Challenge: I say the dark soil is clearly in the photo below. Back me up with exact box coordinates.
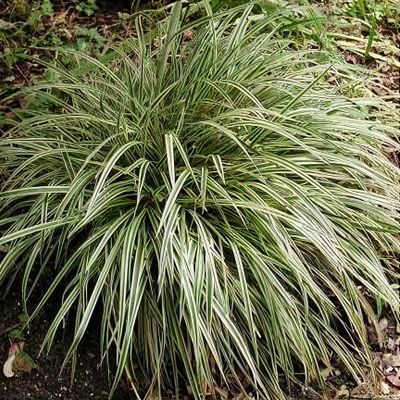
[0,289,131,400]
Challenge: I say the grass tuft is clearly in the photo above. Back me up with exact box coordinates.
[1,4,400,399]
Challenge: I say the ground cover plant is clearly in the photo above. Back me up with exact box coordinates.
[1,2,400,399]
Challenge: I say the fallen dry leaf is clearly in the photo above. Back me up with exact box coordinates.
[12,351,37,375]
[2,342,37,378]
[345,53,358,64]
[2,342,23,378]
[3,354,16,378]
[183,29,193,43]
[386,372,400,387]
[18,97,28,109]
[4,111,17,120]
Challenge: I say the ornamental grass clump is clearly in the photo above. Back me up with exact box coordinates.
[1,4,399,399]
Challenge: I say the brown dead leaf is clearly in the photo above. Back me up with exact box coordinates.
[12,351,37,375]
[386,372,400,387]
[183,29,193,43]
[345,53,358,64]
[4,111,17,120]
[18,97,28,109]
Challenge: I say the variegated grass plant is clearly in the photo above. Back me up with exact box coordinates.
[1,3,399,399]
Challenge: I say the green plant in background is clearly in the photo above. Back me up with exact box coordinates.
[8,313,29,341]
[0,0,107,79]
[76,0,98,16]
[1,3,400,399]
[8,329,25,341]
[211,0,284,12]
[375,0,400,26]
[344,0,377,56]
[10,0,31,20]
[74,26,103,51]
[344,0,397,20]
[41,0,53,17]
[0,42,26,74]
[338,0,400,56]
